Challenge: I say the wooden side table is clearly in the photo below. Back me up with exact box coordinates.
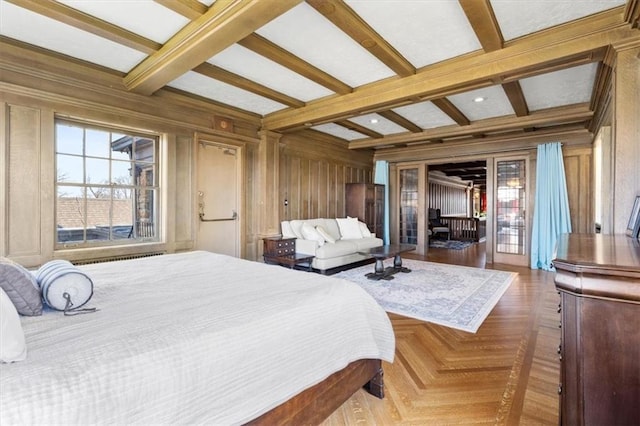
[263,237,314,271]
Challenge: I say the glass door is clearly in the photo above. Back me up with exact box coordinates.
[399,168,418,245]
[396,164,427,254]
[493,157,528,266]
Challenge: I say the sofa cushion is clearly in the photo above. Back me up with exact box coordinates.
[358,222,372,238]
[336,217,362,239]
[300,222,325,246]
[315,240,358,259]
[345,237,384,251]
[281,221,296,238]
[315,225,336,243]
[320,219,341,242]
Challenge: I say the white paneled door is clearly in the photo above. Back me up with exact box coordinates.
[196,141,241,257]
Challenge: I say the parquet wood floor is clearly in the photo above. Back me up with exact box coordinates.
[322,243,560,425]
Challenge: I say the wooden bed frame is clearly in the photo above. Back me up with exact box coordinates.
[248,359,384,425]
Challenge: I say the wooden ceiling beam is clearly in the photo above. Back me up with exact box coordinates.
[458,0,503,52]
[306,0,415,76]
[124,0,302,95]
[238,33,352,95]
[154,0,208,20]
[5,0,161,54]
[502,81,529,117]
[349,103,592,149]
[431,98,471,126]
[335,120,384,139]
[377,110,422,133]
[193,63,304,108]
[263,8,629,131]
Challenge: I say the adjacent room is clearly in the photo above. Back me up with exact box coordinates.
[1,0,639,425]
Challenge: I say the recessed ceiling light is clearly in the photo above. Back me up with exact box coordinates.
[370,118,379,124]
[473,97,486,103]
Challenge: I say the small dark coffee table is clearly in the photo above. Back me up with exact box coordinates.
[359,244,416,280]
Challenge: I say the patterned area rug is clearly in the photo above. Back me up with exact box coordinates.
[429,239,474,250]
[334,259,517,333]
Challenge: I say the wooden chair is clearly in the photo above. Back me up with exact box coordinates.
[428,208,450,240]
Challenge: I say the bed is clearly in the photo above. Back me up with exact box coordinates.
[0,250,395,425]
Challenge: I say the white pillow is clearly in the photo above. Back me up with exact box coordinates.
[359,221,373,238]
[336,217,363,239]
[316,225,336,243]
[281,221,296,238]
[0,287,27,363]
[301,222,325,246]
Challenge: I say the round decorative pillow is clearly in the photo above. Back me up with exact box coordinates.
[35,260,93,312]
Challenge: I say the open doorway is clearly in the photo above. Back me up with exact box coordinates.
[427,161,487,252]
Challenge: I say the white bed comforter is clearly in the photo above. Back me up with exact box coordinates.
[0,251,394,425]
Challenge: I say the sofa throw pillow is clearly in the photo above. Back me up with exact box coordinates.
[281,221,296,239]
[36,260,95,313]
[359,221,373,238]
[336,217,363,239]
[0,287,27,363]
[0,257,43,316]
[301,222,325,246]
[315,225,336,243]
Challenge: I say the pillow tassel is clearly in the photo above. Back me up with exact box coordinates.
[62,292,97,316]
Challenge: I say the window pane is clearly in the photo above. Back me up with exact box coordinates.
[399,169,418,245]
[135,163,155,186]
[57,154,84,184]
[56,124,83,155]
[133,189,156,238]
[496,160,526,254]
[57,186,85,243]
[85,128,111,158]
[86,190,112,241]
[112,160,133,185]
[133,138,155,163]
[112,194,134,240]
[111,134,131,161]
[55,120,158,247]
[86,158,110,185]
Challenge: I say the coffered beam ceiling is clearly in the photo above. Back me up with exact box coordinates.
[263,8,633,135]
[123,0,303,95]
[349,103,593,149]
[4,0,638,150]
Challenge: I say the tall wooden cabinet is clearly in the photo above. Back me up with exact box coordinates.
[553,234,640,426]
[345,183,385,238]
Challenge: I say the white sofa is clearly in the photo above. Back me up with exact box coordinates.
[281,218,383,273]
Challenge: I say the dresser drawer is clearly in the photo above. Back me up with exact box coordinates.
[263,237,296,256]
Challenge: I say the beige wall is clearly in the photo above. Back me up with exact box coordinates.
[278,131,374,223]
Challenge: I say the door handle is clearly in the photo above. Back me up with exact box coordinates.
[199,210,237,222]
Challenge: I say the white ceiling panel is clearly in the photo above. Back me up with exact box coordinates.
[168,71,286,116]
[206,44,334,102]
[448,85,515,121]
[520,63,598,111]
[255,2,395,88]
[0,1,146,72]
[349,113,408,136]
[491,0,627,41]
[58,0,190,44]
[392,101,457,130]
[312,123,366,141]
[346,0,482,68]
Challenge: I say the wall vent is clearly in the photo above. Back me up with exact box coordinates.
[72,252,165,266]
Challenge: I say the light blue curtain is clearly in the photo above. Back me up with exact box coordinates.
[530,142,572,270]
[374,160,390,244]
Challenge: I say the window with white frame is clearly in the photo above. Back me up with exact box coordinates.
[55,119,159,247]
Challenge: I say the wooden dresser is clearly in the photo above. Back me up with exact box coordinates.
[553,234,640,425]
[345,183,385,238]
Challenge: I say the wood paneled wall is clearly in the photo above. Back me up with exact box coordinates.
[278,131,374,223]
[428,182,468,217]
